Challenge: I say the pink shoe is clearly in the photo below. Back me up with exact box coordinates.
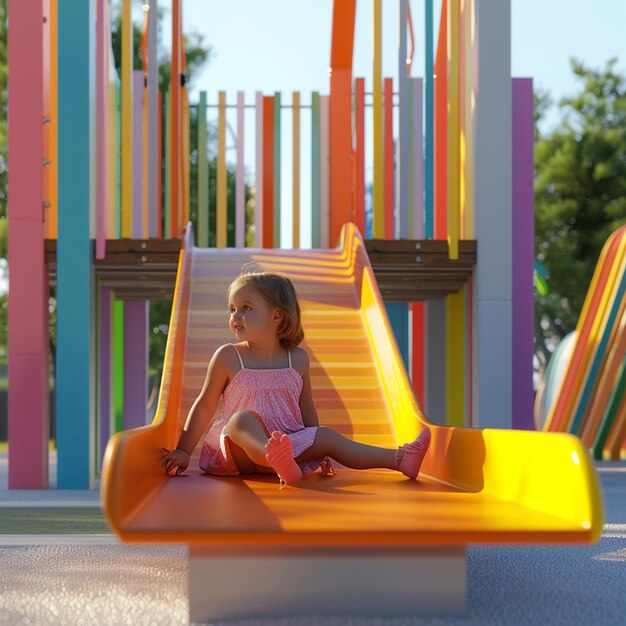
[395,427,431,479]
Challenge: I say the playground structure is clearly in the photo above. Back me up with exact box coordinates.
[5,0,610,618]
[9,0,538,490]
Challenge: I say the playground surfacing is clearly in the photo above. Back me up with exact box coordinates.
[0,456,625,625]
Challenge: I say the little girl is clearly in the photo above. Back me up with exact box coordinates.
[161,270,431,486]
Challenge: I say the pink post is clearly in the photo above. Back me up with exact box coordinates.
[7,0,50,488]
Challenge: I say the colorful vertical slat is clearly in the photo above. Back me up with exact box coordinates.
[467,274,473,427]
[447,0,460,260]
[425,0,434,239]
[274,92,281,248]
[157,90,163,239]
[147,0,159,238]
[355,78,366,236]
[7,0,50,488]
[56,0,95,488]
[372,0,384,238]
[411,302,425,408]
[445,289,465,427]
[96,0,106,259]
[461,0,474,239]
[384,77,394,239]
[113,299,124,434]
[397,0,409,239]
[165,90,172,238]
[262,96,274,248]
[434,0,447,240]
[255,92,263,247]
[412,78,424,238]
[197,91,208,247]
[511,78,535,430]
[311,92,321,247]
[121,0,133,238]
[217,91,227,247]
[44,0,58,239]
[319,95,330,248]
[123,301,148,429]
[236,91,245,248]
[292,91,300,248]
[407,75,414,237]
[182,88,191,230]
[328,0,356,244]
[98,286,113,470]
[132,71,144,238]
[170,0,181,238]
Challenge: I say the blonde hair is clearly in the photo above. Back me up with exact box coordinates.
[227,271,304,349]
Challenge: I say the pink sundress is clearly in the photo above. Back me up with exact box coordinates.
[199,344,326,477]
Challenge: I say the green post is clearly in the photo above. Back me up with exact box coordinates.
[198,91,208,247]
[165,91,172,239]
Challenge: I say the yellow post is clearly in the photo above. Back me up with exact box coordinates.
[293,92,300,248]
[462,0,474,239]
[445,289,466,427]
[217,91,227,247]
[373,0,384,238]
[447,0,460,259]
[46,0,58,239]
[121,0,133,238]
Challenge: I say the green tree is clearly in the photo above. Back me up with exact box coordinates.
[110,5,212,93]
[534,58,626,371]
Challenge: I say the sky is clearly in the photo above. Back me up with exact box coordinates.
[155,0,625,248]
[170,0,626,134]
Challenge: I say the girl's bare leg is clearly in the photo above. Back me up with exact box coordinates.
[295,427,397,470]
[227,411,271,469]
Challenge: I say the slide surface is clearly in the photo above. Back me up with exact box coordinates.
[102,224,603,547]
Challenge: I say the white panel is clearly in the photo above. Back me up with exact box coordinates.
[189,548,466,622]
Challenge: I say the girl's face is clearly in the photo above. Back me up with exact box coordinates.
[228,284,281,344]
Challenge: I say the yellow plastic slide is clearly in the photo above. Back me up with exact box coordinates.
[101,223,603,547]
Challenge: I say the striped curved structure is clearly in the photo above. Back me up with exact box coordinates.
[541,225,626,460]
[102,223,602,620]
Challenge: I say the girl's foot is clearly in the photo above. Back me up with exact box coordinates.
[265,431,302,488]
[395,427,431,479]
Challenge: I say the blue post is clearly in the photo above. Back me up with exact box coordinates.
[57,0,95,489]
[385,302,410,373]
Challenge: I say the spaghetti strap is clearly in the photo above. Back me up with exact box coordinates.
[232,344,245,370]
[288,350,292,368]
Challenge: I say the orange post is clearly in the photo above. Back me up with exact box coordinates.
[329,0,356,245]
[262,96,274,248]
[170,0,181,238]
[434,0,448,240]
[355,77,365,235]
[158,91,162,239]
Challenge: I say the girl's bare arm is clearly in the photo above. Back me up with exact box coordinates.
[175,345,231,454]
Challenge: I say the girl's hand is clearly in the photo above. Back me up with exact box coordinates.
[160,447,190,476]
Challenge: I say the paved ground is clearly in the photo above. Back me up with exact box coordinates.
[0,452,624,625]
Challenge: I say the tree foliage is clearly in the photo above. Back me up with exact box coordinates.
[534,58,626,369]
